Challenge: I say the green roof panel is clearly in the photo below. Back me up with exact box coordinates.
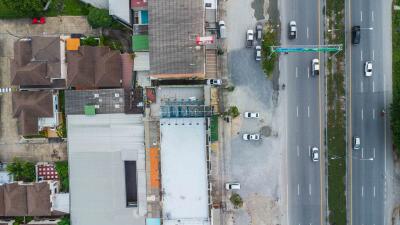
[132,35,149,52]
[84,105,96,116]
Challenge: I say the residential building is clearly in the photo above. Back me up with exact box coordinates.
[66,46,123,89]
[10,37,66,89]
[12,91,59,136]
[36,163,59,182]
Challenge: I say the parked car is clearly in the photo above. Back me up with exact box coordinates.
[353,136,361,150]
[288,21,297,39]
[311,147,319,162]
[244,112,260,118]
[246,29,254,48]
[364,61,373,77]
[218,21,226,39]
[352,26,361,45]
[256,24,263,40]
[243,133,260,141]
[255,45,261,61]
[207,79,222,86]
[311,59,320,76]
[225,182,241,190]
[32,17,46,24]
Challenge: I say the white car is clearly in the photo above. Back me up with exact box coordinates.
[312,59,320,76]
[288,20,297,39]
[225,182,241,190]
[207,79,222,86]
[311,147,319,162]
[255,45,261,61]
[243,133,260,141]
[364,61,373,77]
[244,112,260,118]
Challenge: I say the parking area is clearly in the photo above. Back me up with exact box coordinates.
[0,17,98,162]
[221,0,285,224]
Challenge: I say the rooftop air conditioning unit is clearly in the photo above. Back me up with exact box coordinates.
[94,93,99,98]
[94,105,100,109]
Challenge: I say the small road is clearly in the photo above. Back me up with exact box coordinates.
[280,0,325,224]
[346,0,393,224]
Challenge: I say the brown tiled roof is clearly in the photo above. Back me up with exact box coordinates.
[0,185,4,216]
[3,183,27,216]
[11,37,61,87]
[67,46,122,89]
[12,91,53,136]
[27,183,51,216]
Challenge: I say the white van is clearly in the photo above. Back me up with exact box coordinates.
[219,21,226,39]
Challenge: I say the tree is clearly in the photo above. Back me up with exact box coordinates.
[224,106,240,118]
[0,0,46,17]
[6,158,35,182]
[87,7,113,29]
[391,94,400,154]
[57,216,70,225]
[229,193,243,208]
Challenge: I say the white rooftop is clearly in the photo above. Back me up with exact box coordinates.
[160,118,210,225]
[68,114,146,225]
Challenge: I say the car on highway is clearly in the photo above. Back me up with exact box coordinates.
[352,26,361,45]
[255,45,261,61]
[311,147,319,162]
[256,24,263,40]
[311,59,320,76]
[225,182,241,190]
[244,112,260,118]
[207,79,222,86]
[353,136,361,150]
[288,21,297,39]
[364,61,373,77]
[243,133,260,141]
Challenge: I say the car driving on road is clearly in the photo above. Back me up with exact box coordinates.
[364,61,373,77]
[242,133,260,141]
[288,21,297,39]
[244,112,260,118]
[311,59,320,76]
[352,26,361,45]
[311,147,319,162]
[353,136,361,150]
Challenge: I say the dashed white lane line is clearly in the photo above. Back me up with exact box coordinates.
[296,67,298,78]
[374,186,376,197]
[362,147,364,158]
[373,81,375,92]
[361,50,363,61]
[297,106,299,117]
[372,50,375,60]
[373,109,376,119]
[309,183,312,195]
[372,11,374,22]
[307,27,309,39]
[308,146,311,156]
[361,10,363,22]
[298,184,300,196]
[362,185,364,197]
[307,67,310,78]
[297,145,300,157]
[361,81,364,92]
[373,148,376,158]
[361,108,364,120]
[307,106,310,118]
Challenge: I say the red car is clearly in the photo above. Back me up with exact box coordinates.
[32,17,46,24]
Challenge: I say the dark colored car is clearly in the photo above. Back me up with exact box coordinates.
[352,26,361,45]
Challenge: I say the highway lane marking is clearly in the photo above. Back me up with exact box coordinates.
[296,106,299,117]
[373,148,376,158]
[307,106,310,118]
[374,186,376,197]
[362,185,364,197]
[361,147,364,158]
[308,145,311,156]
[307,27,309,39]
[372,50,375,60]
[373,109,376,119]
[360,50,363,61]
[297,184,300,196]
[307,67,310,78]
[372,81,375,92]
[309,183,311,195]
[360,10,363,22]
[297,145,300,157]
[372,11,374,22]
[361,108,364,120]
[361,81,364,92]
[296,67,298,78]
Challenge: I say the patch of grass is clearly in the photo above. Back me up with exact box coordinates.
[81,36,100,46]
[210,115,218,142]
[55,161,69,192]
[0,2,21,18]
[261,23,279,78]
[100,36,123,52]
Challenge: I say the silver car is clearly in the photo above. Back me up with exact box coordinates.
[243,133,260,141]
[311,147,319,162]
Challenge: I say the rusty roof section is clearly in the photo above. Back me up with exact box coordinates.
[12,91,53,136]
[67,46,122,89]
[148,0,205,78]
[11,37,61,87]
[27,182,51,216]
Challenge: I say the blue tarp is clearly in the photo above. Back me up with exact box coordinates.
[146,218,161,225]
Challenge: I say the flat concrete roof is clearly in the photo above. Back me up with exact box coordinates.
[68,114,146,225]
[160,118,210,225]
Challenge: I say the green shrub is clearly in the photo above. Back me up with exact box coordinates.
[225,106,240,118]
[6,158,35,182]
[80,37,99,46]
[55,161,69,192]
[210,115,218,142]
[57,216,70,225]
[229,193,243,208]
[87,7,113,28]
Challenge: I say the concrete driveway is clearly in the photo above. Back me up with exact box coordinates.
[0,17,99,162]
[222,0,285,224]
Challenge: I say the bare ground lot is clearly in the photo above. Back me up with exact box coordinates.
[0,17,98,162]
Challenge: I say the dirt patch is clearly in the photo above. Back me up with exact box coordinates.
[251,0,265,21]
[244,193,281,225]
[260,126,272,137]
[231,116,243,135]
